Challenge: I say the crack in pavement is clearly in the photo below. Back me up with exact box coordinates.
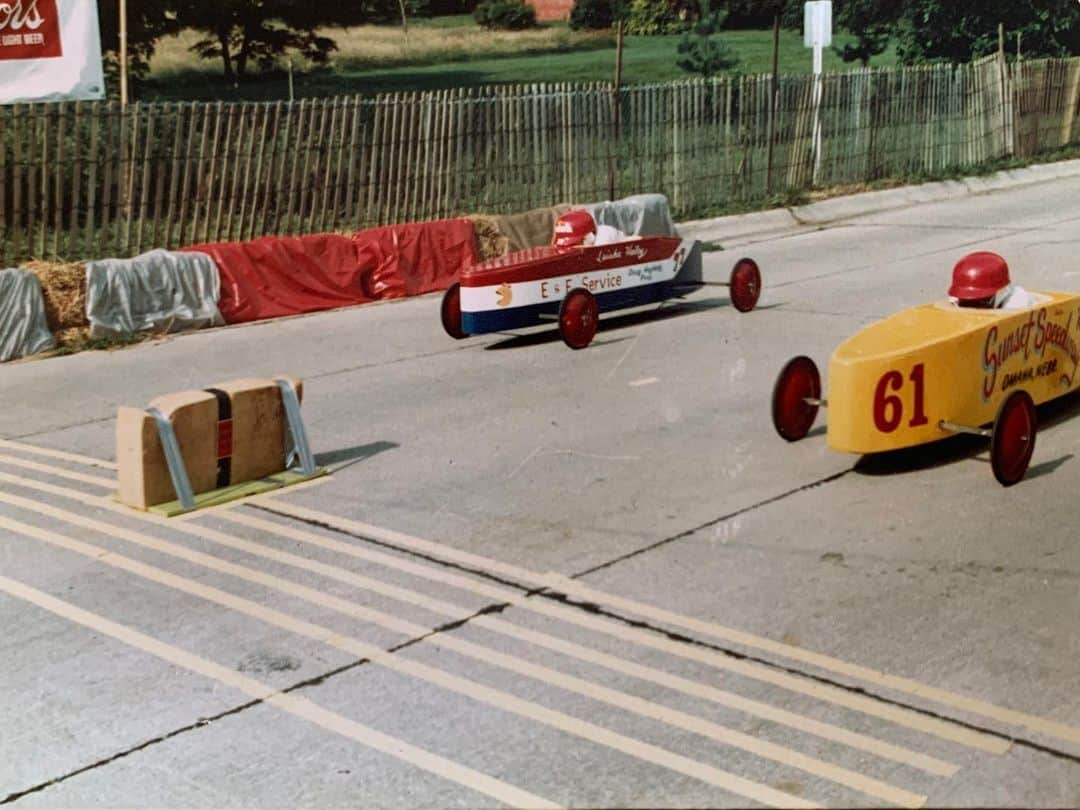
[0,601,512,805]
[572,468,856,578]
[5,462,1079,803]
[251,493,1080,768]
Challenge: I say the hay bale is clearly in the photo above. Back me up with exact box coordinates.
[21,260,88,333]
[467,215,508,262]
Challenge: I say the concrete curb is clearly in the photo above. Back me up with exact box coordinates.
[677,158,1080,246]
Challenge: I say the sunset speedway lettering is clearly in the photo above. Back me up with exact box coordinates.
[982,307,1080,396]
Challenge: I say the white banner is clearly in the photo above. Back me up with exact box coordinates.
[0,0,105,104]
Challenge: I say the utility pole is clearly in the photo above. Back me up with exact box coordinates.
[804,1,831,185]
[609,21,624,201]
[766,13,780,193]
[119,0,128,107]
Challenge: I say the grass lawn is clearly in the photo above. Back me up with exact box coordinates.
[141,16,897,101]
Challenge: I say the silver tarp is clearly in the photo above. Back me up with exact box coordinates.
[0,269,56,362]
[86,250,224,338]
[576,194,679,237]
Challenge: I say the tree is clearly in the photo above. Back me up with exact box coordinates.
[172,0,369,80]
[722,0,799,30]
[832,0,898,66]
[894,0,1080,63]
[676,4,738,77]
[833,0,1080,66]
[97,0,178,81]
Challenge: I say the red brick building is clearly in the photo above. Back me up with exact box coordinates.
[528,0,574,21]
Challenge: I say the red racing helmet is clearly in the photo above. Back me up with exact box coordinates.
[949,252,1012,307]
[553,210,596,247]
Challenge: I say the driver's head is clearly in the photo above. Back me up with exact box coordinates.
[553,210,596,247]
[949,252,1012,309]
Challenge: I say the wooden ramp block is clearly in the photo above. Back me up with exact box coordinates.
[116,375,305,512]
[117,391,218,510]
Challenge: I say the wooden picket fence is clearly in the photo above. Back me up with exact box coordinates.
[1,54,1078,265]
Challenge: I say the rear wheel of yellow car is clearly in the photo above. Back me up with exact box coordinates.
[990,390,1037,486]
[772,356,821,441]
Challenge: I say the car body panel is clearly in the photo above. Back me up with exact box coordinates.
[827,291,1080,453]
[458,237,701,335]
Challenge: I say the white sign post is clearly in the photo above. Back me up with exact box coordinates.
[804,1,832,184]
[0,0,106,104]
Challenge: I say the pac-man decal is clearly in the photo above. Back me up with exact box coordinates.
[496,283,513,307]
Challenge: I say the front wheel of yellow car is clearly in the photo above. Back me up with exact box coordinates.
[990,390,1037,486]
[772,355,821,441]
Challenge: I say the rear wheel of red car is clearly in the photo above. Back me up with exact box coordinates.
[729,258,761,313]
[990,390,1036,486]
[441,282,467,340]
[559,288,599,349]
[772,356,821,441]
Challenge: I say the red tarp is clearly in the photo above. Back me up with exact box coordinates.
[185,234,372,325]
[352,218,478,300]
[187,220,477,325]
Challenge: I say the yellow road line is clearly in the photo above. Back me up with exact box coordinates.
[0,491,929,806]
[0,573,561,810]
[254,499,1013,754]
[0,468,1004,757]
[541,574,1080,749]
[219,509,956,777]
[0,514,820,810]
[0,439,118,471]
[0,453,116,488]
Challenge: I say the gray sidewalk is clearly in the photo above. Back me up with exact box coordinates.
[678,157,1080,246]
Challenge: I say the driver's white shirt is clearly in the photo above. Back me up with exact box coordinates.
[592,224,627,245]
[1000,285,1032,309]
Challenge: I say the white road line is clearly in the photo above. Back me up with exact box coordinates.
[0,573,561,810]
[0,515,820,810]
[628,377,660,387]
[0,453,116,489]
[0,468,1003,756]
[0,491,929,806]
[219,509,956,777]
[0,439,118,471]
[255,499,1013,754]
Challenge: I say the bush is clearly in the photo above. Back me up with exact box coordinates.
[676,6,738,76]
[473,0,537,30]
[623,0,685,35]
[569,0,622,30]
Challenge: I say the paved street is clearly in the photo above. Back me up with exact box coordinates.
[2,171,1079,808]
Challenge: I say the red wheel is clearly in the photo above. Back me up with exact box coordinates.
[990,390,1036,486]
[772,356,821,441]
[559,288,599,350]
[441,282,467,340]
[729,258,761,313]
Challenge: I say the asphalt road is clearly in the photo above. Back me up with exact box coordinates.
[2,171,1079,809]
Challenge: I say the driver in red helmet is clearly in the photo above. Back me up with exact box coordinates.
[553,210,628,248]
[948,252,1031,310]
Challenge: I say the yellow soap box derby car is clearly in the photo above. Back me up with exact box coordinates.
[772,252,1080,486]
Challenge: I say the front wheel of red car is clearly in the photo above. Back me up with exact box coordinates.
[729,258,762,313]
[559,288,599,350]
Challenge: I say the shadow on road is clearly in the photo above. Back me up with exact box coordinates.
[316,441,398,473]
[853,390,1080,481]
[483,297,784,351]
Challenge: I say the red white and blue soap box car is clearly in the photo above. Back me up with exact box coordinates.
[441,211,761,349]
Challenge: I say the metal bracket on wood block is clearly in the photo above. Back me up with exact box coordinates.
[275,378,316,475]
[146,406,196,512]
